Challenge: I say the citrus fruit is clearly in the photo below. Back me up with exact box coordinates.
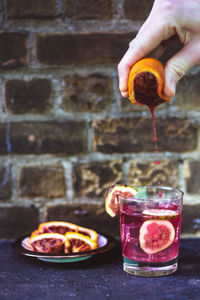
[142,209,179,220]
[28,233,66,254]
[78,226,98,242]
[64,239,71,254]
[105,184,138,217]
[139,220,175,255]
[65,232,97,253]
[30,229,41,238]
[128,58,170,107]
[38,221,78,235]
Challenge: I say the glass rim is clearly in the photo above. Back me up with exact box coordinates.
[118,185,184,202]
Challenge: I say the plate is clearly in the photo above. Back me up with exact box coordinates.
[12,233,116,263]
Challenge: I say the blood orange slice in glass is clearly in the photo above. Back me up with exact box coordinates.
[28,233,66,254]
[38,221,78,235]
[105,184,137,217]
[65,232,98,253]
[139,220,175,254]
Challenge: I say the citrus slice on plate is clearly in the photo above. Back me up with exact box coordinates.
[78,226,98,242]
[105,184,138,217]
[30,229,41,239]
[38,221,78,235]
[143,209,179,220]
[65,232,98,253]
[128,58,170,107]
[28,233,66,254]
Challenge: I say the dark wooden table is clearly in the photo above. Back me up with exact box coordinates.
[1,238,200,300]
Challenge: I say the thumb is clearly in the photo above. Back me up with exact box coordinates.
[164,38,200,97]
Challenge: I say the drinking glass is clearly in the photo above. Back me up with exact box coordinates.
[119,186,183,277]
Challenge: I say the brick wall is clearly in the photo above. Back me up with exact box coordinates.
[0,0,200,239]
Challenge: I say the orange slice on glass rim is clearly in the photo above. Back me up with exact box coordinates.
[78,226,98,242]
[65,232,98,253]
[28,233,66,254]
[128,58,170,107]
[38,221,78,235]
[105,184,138,217]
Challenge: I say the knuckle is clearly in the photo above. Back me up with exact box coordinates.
[170,61,187,78]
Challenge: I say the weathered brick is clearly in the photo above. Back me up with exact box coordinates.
[124,0,154,20]
[3,79,51,114]
[6,0,57,20]
[0,121,87,155]
[175,73,200,111]
[128,160,179,187]
[19,164,66,198]
[0,206,39,239]
[36,32,135,65]
[184,161,200,194]
[73,160,122,198]
[0,165,12,200]
[47,203,120,237]
[92,117,197,153]
[182,205,200,234]
[63,0,113,20]
[62,74,112,113]
[0,33,28,69]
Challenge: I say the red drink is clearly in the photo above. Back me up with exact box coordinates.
[118,186,183,276]
[120,206,182,263]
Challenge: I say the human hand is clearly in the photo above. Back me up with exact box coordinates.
[118,0,200,99]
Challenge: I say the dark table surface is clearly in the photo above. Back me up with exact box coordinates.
[1,238,200,300]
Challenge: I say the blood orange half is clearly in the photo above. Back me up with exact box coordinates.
[28,233,66,254]
[105,184,137,217]
[128,58,170,107]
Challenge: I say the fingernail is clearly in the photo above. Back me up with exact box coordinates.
[121,91,129,98]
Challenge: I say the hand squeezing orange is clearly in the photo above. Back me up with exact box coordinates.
[128,58,170,107]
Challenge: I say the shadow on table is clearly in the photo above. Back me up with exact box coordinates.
[175,238,200,275]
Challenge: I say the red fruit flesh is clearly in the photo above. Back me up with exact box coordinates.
[139,220,175,255]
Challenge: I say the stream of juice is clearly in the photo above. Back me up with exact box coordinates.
[148,106,162,196]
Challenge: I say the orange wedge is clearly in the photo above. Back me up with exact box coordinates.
[128,58,170,107]
[38,221,78,235]
[28,233,66,254]
[65,232,98,253]
[78,226,98,242]
[105,184,138,217]
[29,229,41,239]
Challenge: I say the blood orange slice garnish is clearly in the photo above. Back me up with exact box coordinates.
[78,226,98,242]
[65,232,97,253]
[105,184,138,217]
[28,233,66,254]
[38,221,78,235]
[128,58,170,107]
